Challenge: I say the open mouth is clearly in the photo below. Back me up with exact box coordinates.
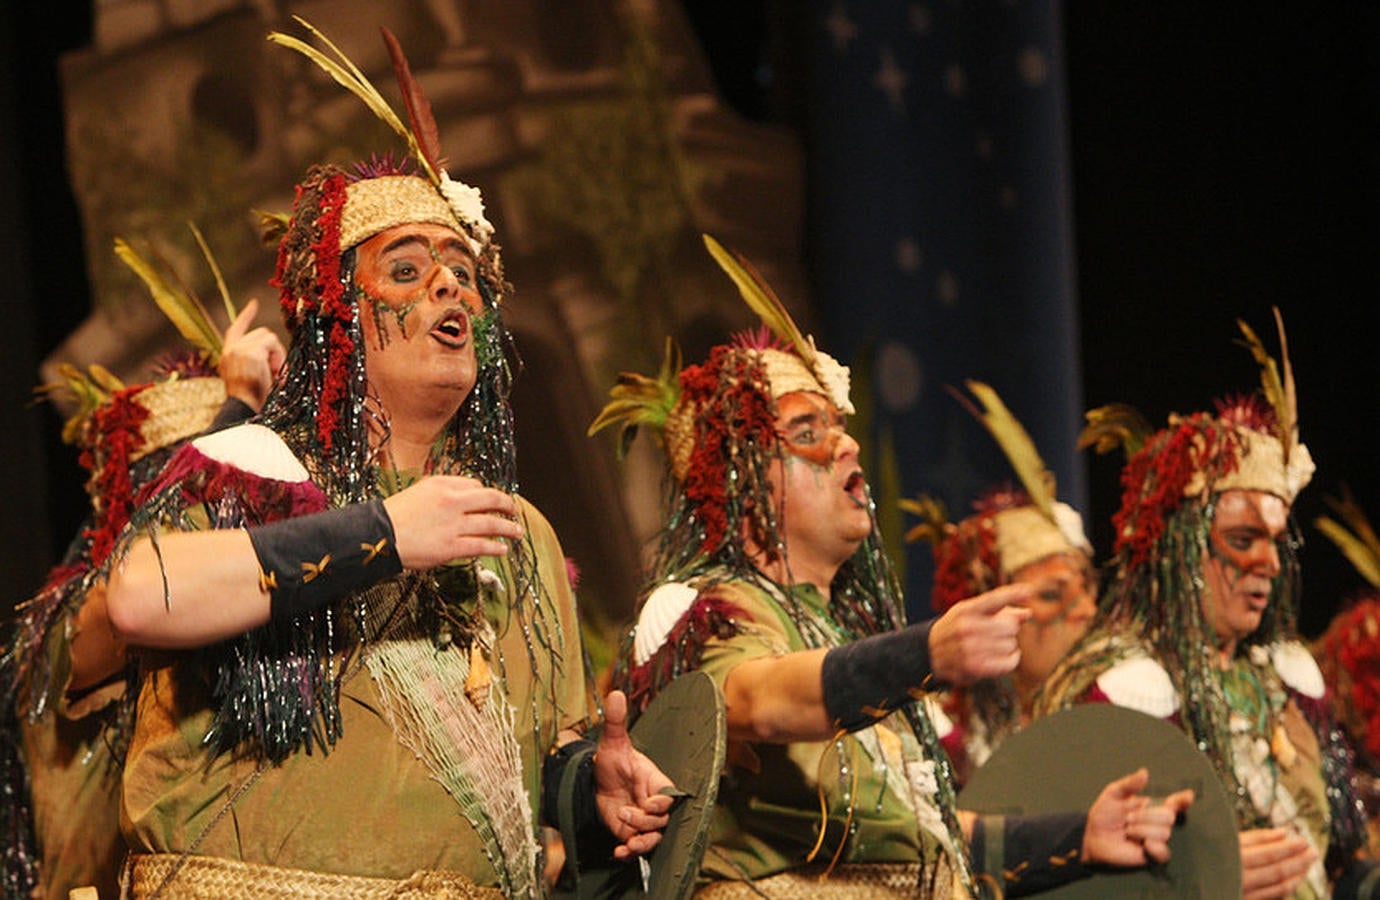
[844,470,868,508]
[430,309,470,348]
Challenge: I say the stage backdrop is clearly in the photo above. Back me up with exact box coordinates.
[802,0,1085,618]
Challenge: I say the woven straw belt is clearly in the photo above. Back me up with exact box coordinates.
[694,862,934,898]
[126,854,505,899]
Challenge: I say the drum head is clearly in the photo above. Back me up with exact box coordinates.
[958,704,1241,898]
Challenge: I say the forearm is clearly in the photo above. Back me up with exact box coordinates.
[67,582,129,692]
[722,650,834,742]
[105,529,270,648]
[106,500,400,649]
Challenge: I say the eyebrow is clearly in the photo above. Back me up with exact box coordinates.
[380,233,471,259]
[782,410,824,430]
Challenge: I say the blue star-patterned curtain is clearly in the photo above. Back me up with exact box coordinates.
[804,0,1086,620]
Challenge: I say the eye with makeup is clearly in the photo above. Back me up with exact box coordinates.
[388,258,423,284]
[781,410,847,464]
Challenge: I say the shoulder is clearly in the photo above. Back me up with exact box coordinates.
[513,494,558,541]
[631,576,773,666]
[189,423,311,484]
[1262,641,1325,699]
[633,581,704,666]
[1095,653,1181,718]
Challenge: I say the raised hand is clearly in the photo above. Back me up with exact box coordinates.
[928,583,1034,685]
[218,298,286,412]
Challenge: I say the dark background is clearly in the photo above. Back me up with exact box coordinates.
[5,3,1379,637]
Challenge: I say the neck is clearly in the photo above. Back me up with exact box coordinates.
[373,410,454,473]
[1012,669,1041,719]
[368,386,462,472]
[1214,638,1238,669]
[751,553,838,601]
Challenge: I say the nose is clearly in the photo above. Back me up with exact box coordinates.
[834,428,860,461]
[1067,588,1097,622]
[1257,540,1282,578]
[425,263,460,302]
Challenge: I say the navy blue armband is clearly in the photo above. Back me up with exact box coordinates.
[971,811,1091,897]
[247,500,402,622]
[820,620,937,732]
[542,738,622,883]
[208,397,256,432]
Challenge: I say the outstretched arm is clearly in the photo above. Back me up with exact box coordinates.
[721,583,1033,743]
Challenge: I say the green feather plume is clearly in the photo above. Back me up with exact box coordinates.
[33,362,125,445]
[588,338,682,458]
[702,233,817,371]
[188,221,237,324]
[1078,402,1154,459]
[899,493,951,546]
[113,237,222,359]
[269,17,437,184]
[1235,306,1298,463]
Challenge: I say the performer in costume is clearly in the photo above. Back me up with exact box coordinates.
[904,381,1097,786]
[92,21,671,897]
[0,227,282,900]
[1035,310,1378,899]
[1312,490,1380,858]
[594,235,1193,898]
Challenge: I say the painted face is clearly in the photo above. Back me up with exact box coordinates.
[1010,552,1096,686]
[766,391,871,585]
[353,222,483,420]
[1201,489,1289,646]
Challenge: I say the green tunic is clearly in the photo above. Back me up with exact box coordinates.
[119,430,590,894]
[687,579,958,885]
[18,620,126,900]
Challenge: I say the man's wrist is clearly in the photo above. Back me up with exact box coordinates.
[820,620,937,732]
[247,500,402,621]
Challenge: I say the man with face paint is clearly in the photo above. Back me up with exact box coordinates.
[84,23,672,898]
[594,236,1194,898]
[905,382,1098,787]
[1035,313,1380,899]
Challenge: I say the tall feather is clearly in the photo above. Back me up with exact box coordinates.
[1315,513,1380,589]
[268,18,430,181]
[1315,487,1380,590]
[1273,306,1298,462]
[381,27,445,177]
[950,380,1056,520]
[1078,402,1154,459]
[1235,306,1297,463]
[188,221,237,324]
[114,238,222,358]
[702,233,817,371]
